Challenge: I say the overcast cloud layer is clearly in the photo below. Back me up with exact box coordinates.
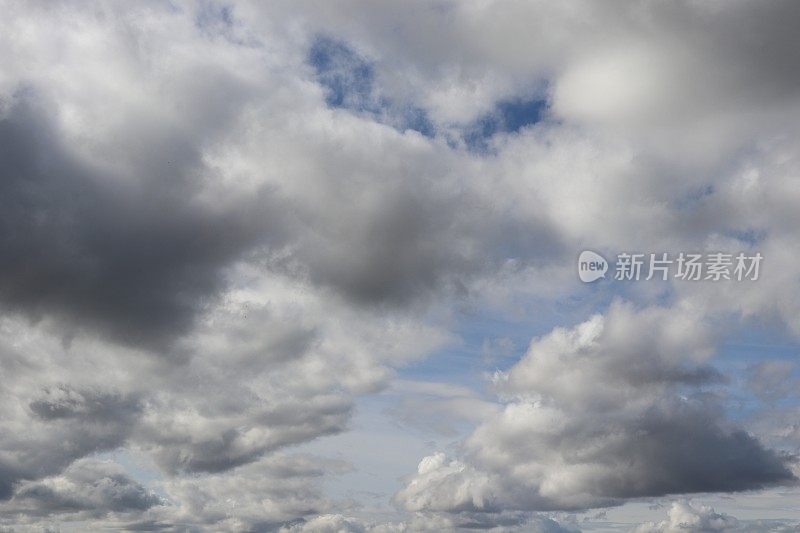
[1,1,800,531]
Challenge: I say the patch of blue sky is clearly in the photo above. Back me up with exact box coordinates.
[192,2,260,47]
[398,291,602,393]
[194,2,233,29]
[715,323,800,381]
[722,227,768,247]
[673,183,715,210]
[397,316,528,390]
[91,448,166,498]
[292,395,441,525]
[308,36,435,137]
[463,97,549,153]
[309,36,554,145]
[697,317,800,429]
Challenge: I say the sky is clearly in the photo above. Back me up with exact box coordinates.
[0,1,800,531]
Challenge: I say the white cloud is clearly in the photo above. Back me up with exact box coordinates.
[397,303,794,514]
[632,501,738,533]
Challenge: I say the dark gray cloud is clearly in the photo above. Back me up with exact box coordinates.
[0,459,161,521]
[29,385,141,423]
[287,161,565,306]
[0,99,278,348]
[0,65,562,357]
[586,397,792,498]
[0,383,142,500]
[144,395,352,475]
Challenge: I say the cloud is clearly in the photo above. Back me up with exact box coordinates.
[281,514,368,533]
[1,1,800,530]
[308,35,434,137]
[0,459,161,522]
[129,454,353,532]
[632,501,749,533]
[0,97,277,349]
[397,302,795,513]
[0,5,462,523]
[28,385,142,424]
[0,454,355,532]
[745,360,799,403]
[0,246,449,527]
[0,379,143,500]
[385,380,501,436]
[280,511,576,533]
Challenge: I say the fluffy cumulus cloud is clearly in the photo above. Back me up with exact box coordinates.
[396,303,795,514]
[632,501,800,533]
[633,502,739,533]
[0,0,799,531]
